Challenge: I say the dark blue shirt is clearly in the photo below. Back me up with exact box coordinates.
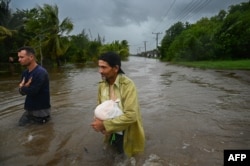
[19,65,51,111]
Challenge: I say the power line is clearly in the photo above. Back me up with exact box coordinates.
[173,0,197,22]
[152,0,176,32]
[157,0,209,33]
[157,0,196,33]
[180,0,211,22]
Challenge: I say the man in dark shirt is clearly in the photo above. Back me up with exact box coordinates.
[17,46,51,126]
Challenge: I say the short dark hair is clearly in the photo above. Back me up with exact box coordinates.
[98,52,125,74]
[17,46,36,56]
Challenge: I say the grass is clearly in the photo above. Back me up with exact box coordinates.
[172,59,250,70]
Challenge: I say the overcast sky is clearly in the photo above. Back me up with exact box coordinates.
[10,0,248,54]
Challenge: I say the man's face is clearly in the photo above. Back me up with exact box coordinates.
[18,50,33,67]
[98,60,118,82]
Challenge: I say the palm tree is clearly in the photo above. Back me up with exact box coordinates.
[0,0,18,40]
[99,40,129,60]
[0,25,12,41]
[0,0,21,62]
[120,40,129,58]
[25,4,73,66]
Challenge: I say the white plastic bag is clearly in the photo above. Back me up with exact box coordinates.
[94,99,123,120]
[94,99,123,135]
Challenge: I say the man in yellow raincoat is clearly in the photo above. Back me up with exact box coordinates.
[91,52,145,157]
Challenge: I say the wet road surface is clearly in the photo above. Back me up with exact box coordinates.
[0,56,250,165]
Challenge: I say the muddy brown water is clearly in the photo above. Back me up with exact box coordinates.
[0,56,250,166]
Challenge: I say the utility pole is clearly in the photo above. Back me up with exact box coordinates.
[152,32,162,49]
[143,41,148,55]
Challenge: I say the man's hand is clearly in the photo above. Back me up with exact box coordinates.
[19,77,25,88]
[91,117,106,134]
[19,77,32,88]
[24,77,32,87]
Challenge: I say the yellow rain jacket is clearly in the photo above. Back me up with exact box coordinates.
[98,74,145,156]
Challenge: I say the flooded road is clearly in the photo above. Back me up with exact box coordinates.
[0,56,250,165]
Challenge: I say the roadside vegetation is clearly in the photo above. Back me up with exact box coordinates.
[159,1,250,62]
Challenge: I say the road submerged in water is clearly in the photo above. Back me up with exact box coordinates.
[0,56,250,166]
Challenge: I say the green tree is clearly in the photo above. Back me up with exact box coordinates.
[24,4,73,66]
[0,0,20,62]
[88,40,102,62]
[0,0,11,27]
[66,30,90,63]
[168,17,221,61]
[0,25,12,41]
[120,40,129,58]
[159,22,187,61]
[100,40,129,59]
[216,2,250,59]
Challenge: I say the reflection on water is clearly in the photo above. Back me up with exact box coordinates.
[21,123,55,156]
[1,57,250,165]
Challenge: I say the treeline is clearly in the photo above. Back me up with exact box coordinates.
[159,1,250,62]
[0,0,129,65]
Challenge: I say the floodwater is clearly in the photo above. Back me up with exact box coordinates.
[0,56,250,166]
